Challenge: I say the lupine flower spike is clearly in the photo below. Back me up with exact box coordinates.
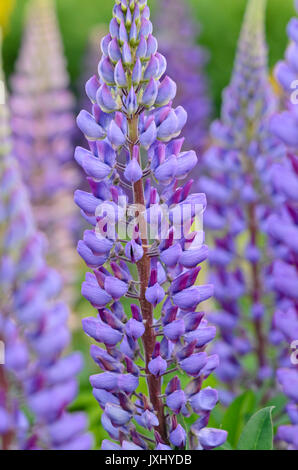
[76,0,227,450]
[0,37,92,450]
[200,0,285,403]
[10,0,79,305]
[155,0,211,165]
[269,0,298,450]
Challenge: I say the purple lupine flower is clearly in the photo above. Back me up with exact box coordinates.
[155,0,211,167]
[10,0,79,304]
[268,0,298,450]
[76,0,226,450]
[200,0,285,401]
[0,51,92,450]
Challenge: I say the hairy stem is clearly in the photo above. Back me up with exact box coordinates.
[0,363,14,450]
[248,203,266,370]
[128,116,168,443]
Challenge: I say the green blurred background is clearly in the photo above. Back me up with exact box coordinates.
[2,0,295,113]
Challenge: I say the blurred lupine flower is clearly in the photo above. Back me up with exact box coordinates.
[155,0,211,168]
[76,0,227,450]
[200,0,285,402]
[77,25,107,192]
[78,25,108,116]
[0,51,92,450]
[268,0,298,451]
[10,0,79,305]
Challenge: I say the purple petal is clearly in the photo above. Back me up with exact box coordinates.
[145,283,165,306]
[104,277,128,300]
[82,317,122,346]
[148,355,167,376]
[124,158,143,183]
[155,76,177,107]
[180,352,208,376]
[190,387,218,413]
[169,424,186,448]
[198,428,227,450]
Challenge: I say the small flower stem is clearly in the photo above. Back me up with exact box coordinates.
[137,433,156,444]
[128,115,168,444]
[161,367,179,376]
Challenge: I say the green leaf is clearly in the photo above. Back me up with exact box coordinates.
[222,390,256,448]
[237,407,275,450]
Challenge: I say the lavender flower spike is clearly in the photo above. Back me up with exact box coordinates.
[76,0,226,450]
[269,0,298,451]
[10,0,79,305]
[0,41,92,450]
[200,0,285,401]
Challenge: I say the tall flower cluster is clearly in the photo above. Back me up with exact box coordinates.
[76,0,227,450]
[268,0,298,450]
[0,53,92,450]
[10,0,78,302]
[155,0,211,163]
[200,0,284,401]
